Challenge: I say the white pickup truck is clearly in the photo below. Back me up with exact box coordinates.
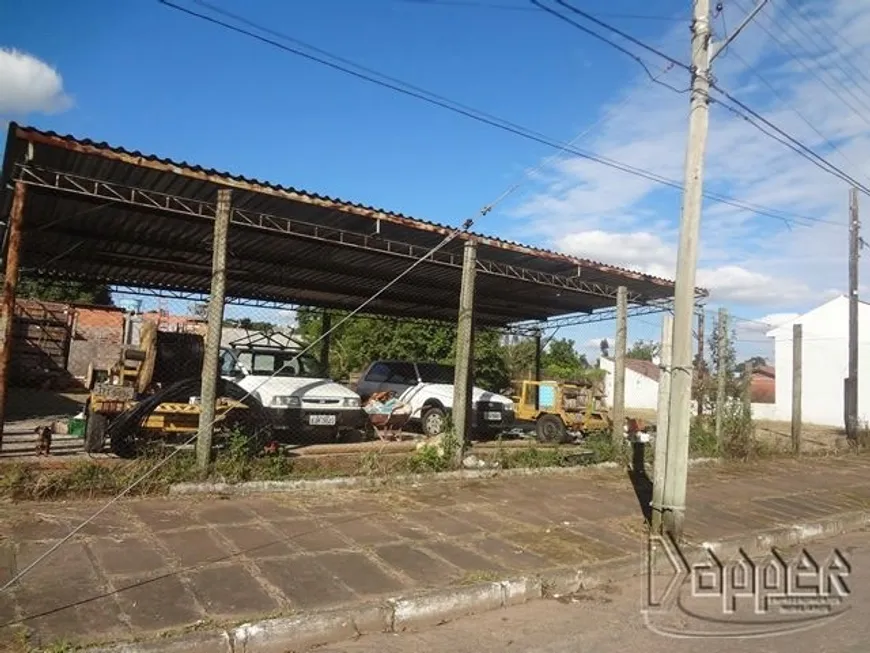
[220,346,364,438]
[355,360,516,437]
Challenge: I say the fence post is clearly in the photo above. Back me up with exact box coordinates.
[652,314,673,534]
[611,286,627,445]
[715,307,728,449]
[319,311,332,374]
[792,323,802,455]
[196,188,232,471]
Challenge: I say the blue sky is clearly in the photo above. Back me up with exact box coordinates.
[3,0,870,361]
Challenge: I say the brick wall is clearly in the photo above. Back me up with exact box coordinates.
[67,306,126,378]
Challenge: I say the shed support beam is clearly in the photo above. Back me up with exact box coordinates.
[0,181,26,447]
[611,286,628,445]
[452,239,477,465]
[320,311,332,375]
[534,330,542,410]
[196,188,232,471]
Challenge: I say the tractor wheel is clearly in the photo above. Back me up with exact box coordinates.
[84,408,109,453]
[536,414,569,444]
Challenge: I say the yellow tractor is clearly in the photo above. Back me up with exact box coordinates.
[83,321,267,458]
[512,378,611,444]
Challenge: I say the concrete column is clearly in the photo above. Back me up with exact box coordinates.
[651,314,673,534]
[319,311,332,375]
[533,330,542,410]
[452,239,477,463]
[611,286,627,445]
[0,181,27,446]
[196,188,232,471]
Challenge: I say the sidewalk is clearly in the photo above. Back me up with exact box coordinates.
[2,455,870,651]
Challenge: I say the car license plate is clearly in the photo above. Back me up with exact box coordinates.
[484,411,502,421]
[309,414,337,426]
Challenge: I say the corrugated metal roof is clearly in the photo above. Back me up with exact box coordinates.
[1,123,695,326]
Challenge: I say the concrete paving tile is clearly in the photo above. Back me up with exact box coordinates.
[128,501,193,532]
[247,498,310,521]
[403,510,483,537]
[424,541,504,574]
[257,557,356,609]
[115,574,203,632]
[194,502,258,525]
[216,524,293,559]
[330,517,395,546]
[444,509,513,534]
[375,543,459,585]
[9,514,74,541]
[271,518,349,552]
[504,528,617,566]
[14,542,102,617]
[89,536,169,577]
[156,528,231,567]
[315,551,406,595]
[187,564,279,617]
[472,536,549,571]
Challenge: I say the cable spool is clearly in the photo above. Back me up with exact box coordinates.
[134,321,206,392]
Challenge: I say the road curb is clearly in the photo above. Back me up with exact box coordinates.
[83,509,868,653]
[168,457,722,496]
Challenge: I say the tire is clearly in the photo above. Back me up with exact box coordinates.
[536,414,569,444]
[84,408,108,453]
[421,406,447,437]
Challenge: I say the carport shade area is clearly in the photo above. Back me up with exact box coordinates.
[0,124,694,328]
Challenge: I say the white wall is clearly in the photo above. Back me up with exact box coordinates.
[772,297,870,428]
[600,358,660,410]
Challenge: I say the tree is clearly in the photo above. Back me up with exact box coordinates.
[542,338,589,381]
[740,356,767,372]
[599,339,610,358]
[294,308,510,391]
[626,339,660,361]
[503,338,538,380]
[16,276,113,305]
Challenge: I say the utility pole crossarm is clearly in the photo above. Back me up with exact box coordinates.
[710,0,770,62]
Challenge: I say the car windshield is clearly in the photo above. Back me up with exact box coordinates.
[416,363,455,384]
[236,349,325,378]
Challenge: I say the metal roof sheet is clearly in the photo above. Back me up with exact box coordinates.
[1,123,697,326]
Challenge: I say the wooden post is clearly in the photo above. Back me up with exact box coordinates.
[792,323,802,455]
[452,239,477,464]
[0,181,26,447]
[196,188,232,471]
[652,314,673,534]
[611,286,627,445]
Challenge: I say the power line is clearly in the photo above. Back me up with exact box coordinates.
[738,0,870,132]
[788,0,870,95]
[722,44,868,184]
[709,84,870,196]
[391,0,687,21]
[778,0,870,110]
[161,0,840,229]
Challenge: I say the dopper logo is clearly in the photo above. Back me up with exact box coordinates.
[642,533,851,639]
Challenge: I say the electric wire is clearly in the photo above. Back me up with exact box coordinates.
[161,0,840,229]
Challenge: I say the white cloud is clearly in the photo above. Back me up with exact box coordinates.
[504,0,870,314]
[0,48,72,115]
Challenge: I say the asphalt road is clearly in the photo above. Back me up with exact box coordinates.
[318,529,869,653]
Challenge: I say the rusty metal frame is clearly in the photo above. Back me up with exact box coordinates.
[14,164,645,303]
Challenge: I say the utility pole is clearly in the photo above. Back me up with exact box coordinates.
[611,286,628,445]
[715,307,728,449]
[196,188,232,471]
[660,0,711,540]
[847,188,859,440]
[651,314,673,534]
[792,323,802,455]
[696,309,705,417]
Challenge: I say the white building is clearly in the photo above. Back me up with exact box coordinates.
[767,295,870,427]
[599,357,661,411]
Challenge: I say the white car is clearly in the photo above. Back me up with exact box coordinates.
[355,361,516,437]
[220,346,364,437]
